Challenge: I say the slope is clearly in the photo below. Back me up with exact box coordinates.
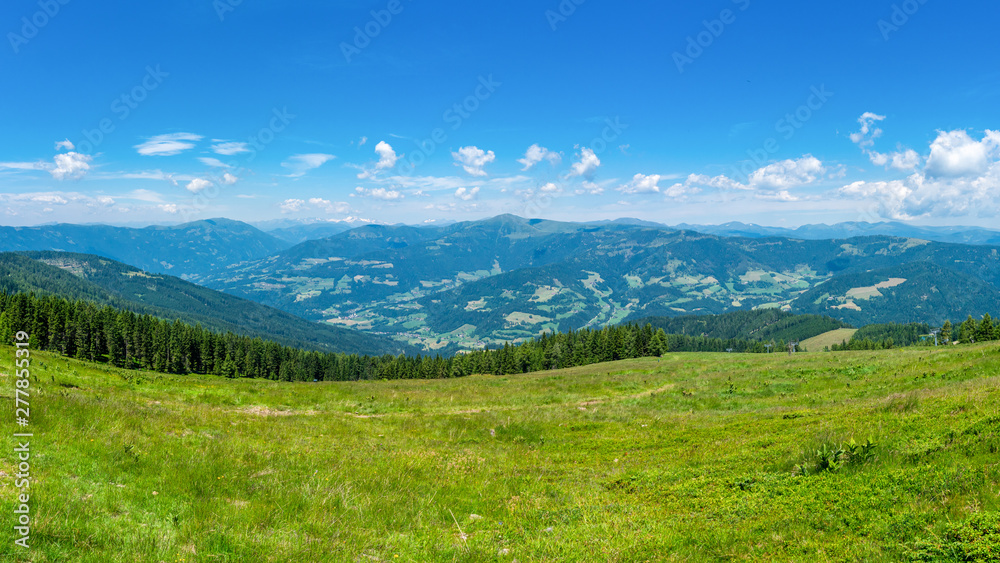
[0,218,291,279]
[0,252,412,356]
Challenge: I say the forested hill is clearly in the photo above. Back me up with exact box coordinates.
[0,218,290,279]
[632,309,849,343]
[0,252,411,356]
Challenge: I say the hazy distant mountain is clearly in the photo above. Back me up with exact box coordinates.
[199,215,1000,350]
[0,252,412,356]
[0,218,290,279]
[673,221,1000,246]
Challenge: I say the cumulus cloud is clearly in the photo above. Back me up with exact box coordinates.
[518,144,561,170]
[926,130,996,178]
[567,148,600,180]
[618,173,662,194]
[668,155,824,197]
[54,139,74,151]
[454,186,480,201]
[353,186,404,200]
[747,155,825,190]
[374,141,401,170]
[840,128,1000,219]
[850,113,922,171]
[279,199,306,213]
[452,146,495,176]
[158,203,180,214]
[220,172,238,185]
[870,148,922,171]
[211,141,250,156]
[50,152,92,180]
[575,181,604,195]
[186,178,213,193]
[281,153,336,177]
[539,182,561,193]
[849,112,886,148]
[136,133,203,156]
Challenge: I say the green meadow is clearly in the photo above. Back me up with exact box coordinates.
[2,344,999,562]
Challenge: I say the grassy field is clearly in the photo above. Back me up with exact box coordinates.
[801,328,859,352]
[2,344,999,561]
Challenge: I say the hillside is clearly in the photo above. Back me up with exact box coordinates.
[792,261,1000,326]
[632,309,849,344]
[0,218,290,279]
[199,215,1000,350]
[675,221,1000,246]
[0,252,411,356]
[4,343,998,560]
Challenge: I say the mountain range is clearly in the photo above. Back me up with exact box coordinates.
[2,215,998,352]
[0,252,411,356]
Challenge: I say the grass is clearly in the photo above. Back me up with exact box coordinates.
[801,328,859,351]
[1,344,1000,561]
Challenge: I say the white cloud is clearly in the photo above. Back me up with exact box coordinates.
[55,139,74,151]
[198,157,231,168]
[279,199,306,213]
[374,141,400,170]
[211,141,250,156]
[539,182,561,193]
[567,148,600,179]
[454,186,480,201]
[618,173,662,194]
[0,161,44,171]
[870,148,922,171]
[358,136,368,147]
[452,146,496,176]
[850,113,922,171]
[136,133,203,156]
[221,172,238,185]
[518,144,561,170]
[281,153,336,177]
[840,127,1000,219]
[747,155,824,190]
[308,198,350,214]
[353,187,404,200]
[754,190,800,202]
[31,194,68,205]
[125,189,165,203]
[576,181,604,195]
[849,112,886,148]
[661,155,823,200]
[926,130,995,178]
[158,204,180,214]
[50,152,92,180]
[186,178,213,193]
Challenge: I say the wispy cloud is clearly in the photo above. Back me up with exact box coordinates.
[135,133,203,156]
[281,153,336,177]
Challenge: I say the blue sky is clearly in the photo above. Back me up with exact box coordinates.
[1,0,998,227]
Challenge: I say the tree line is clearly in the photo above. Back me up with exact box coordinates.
[0,291,793,382]
[830,315,998,351]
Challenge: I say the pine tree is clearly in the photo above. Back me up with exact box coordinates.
[940,320,952,344]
